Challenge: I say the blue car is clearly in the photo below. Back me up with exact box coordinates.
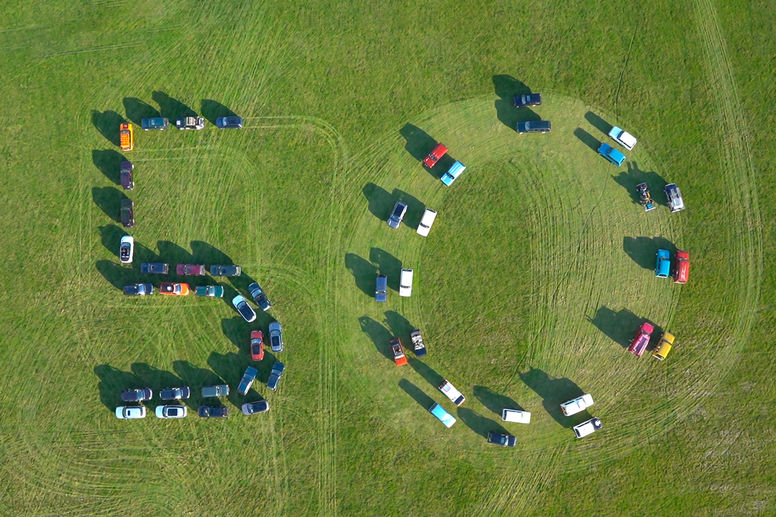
[216,116,243,129]
[140,117,169,131]
[441,161,466,186]
[375,274,387,302]
[597,143,626,166]
[237,366,258,395]
[656,249,671,278]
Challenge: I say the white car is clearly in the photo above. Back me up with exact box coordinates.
[560,393,594,416]
[608,126,637,151]
[119,235,134,264]
[399,268,413,297]
[416,208,437,237]
[115,406,146,419]
[573,417,602,438]
[438,380,465,406]
[501,408,531,424]
[155,405,187,419]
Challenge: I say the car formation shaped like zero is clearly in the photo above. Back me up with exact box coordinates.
[121,388,153,402]
[389,337,407,366]
[198,406,228,418]
[116,406,146,419]
[375,274,388,302]
[156,405,187,419]
[141,117,169,131]
[597,143,626,166]
[267,361,285,391]
[119,123,133,151]
[655,249,671,278]
[123,283,153,296]
[410,329,426,356]
[140,262,169,274]
[237,366,258,395]
[440,161,466,186]
[608,126,637,150]
[664,183,685,212]
[242,400,269,415]
[516,120,551,134]
[160,386,191,401]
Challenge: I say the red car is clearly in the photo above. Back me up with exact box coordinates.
[673,250,690,284]
[176,264,206,276]
[422,143,448,168]
[628,322,654,357]
[389,337,407,366]
[250,330,264,361]
[159,282,190,296]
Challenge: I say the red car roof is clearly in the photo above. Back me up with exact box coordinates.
[674,251,690,284]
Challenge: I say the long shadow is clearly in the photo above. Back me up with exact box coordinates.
[221,317,247,351]
[133,241,162,265]
[92,110,125,146]
[492,74,538,130]
[152,91,196,120]
[584,111,612,136]
[123,97,159,125]
[362,182,394,221]
[384,310,413,343]
[201,99,237,126]
[588,306,644,348]
[358,316,393,361]
[158,240,193,264]
[369,248,402,291]
[96,259,137,289]
[473,386,523,416]
[399,123,437,163]
[173,360,225,409]
[398,378,435,409]
[623,236,677,270]
[190,240,235,265]
[392,188,424,229]
[131,363,188,407]
[573,127,600,153]
[457,408,506,438]
[613,161,668,205]
[407,356,443,390]
[519,367,585,427]
[94,364,142,411]
[207,351,256,406]
[344,253,377,297]
[92,149,125,184]
[92,186,126,223]
[99,224,126,257]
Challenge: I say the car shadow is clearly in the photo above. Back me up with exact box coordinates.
[190,240,234,265]
[473,386,524,417]
[98,224,126,256]
[519,367,586,428]
[201,99,237,126]
[398,378,435,410]
[92,186,126,223]
[207,351,251,407]
[492,74,539,131]
[407,356,443,390]
[96,259,138,290]
[152,91,197,120]
[369,248,402,291]
[362,182,394,221]
[573,127,601,153]
[221,317,247,351]
[384,310,413,343]
[94,364,142,411]
[157,240,194,270]
[584,111,612,136]
[399,123,437,163]
[358,315,394,361]
[123,97,160,125]
[92,149,126,185]
[91,110,126,146]
[344,253,377,297]
[172,360,226,409]
[133,241,162,265]
[391,188,424,229]
[588,306,644,348]
[623,236,677,270]
[457,407,508,439]
[613,161,668,205]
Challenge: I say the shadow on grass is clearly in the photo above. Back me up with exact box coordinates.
[398,378,435,409]
[584,111,612,136]
[473,386,524,416]
[613,161,668,205]
[92,186,126,223]
[158,240,193,267]
[92,149,125,185]
[208,351,253,407]
[345,253,377,297]
[201,99,237,126]
[573,127,600,154]
[123,97,159,125]
[384,310,413,343]
[221,317,247,351]
[588,306,644,348]
[492,74,538,130]
[519,367,585,427]
[358,315,393,361]
[399,123,436,163]
[369,248,401,291]
[94,364,142,411]
[153,91,196,120]
[623,236,677,270]
[392,188,424,229]
[96,259,137,290]
[173,360,225,409]
[362,182,394,221]
[407,356,443,390]
[458,407,507,438]
[92,110,125,146]
[98,224,126,256]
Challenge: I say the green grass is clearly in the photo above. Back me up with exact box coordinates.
[0,1,774,515]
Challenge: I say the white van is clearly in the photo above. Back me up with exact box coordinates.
[399,268,413,297]
[416,208,437,237]
[560,393,594,416]
[573,417,602,438]
[438,380,465,406]
[501,408,531,424]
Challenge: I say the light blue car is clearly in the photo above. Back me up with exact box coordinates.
[429,402,456,428]
[440,161,466,186]
[597,143,626,166]
[655,249,671,278]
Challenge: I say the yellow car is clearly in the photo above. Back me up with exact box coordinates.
[119,122,134,151]
[652,332,675,361]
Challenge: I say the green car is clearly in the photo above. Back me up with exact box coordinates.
[195,285,224,297]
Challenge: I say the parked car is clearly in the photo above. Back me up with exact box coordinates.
[140,262,169,274]
[159,282,190,296]
[597,143,626,166]
[266,361,286,391]
[120,160,134,190]
[232,295,256,322]
[268,321,284,352]
[387,201,408,229]
[673,250,690,284]
[198,406,228,418]
[210,264,241,276]
[487,431,517,447]
[237,366,258,395]
[242,400,270,415]
[636,183,655,211]
[410,329,427,356]
[155,405,187,419]
[216,116,243,129]
[141,117,169,131]
[416,208,437,237]
[119,235,134,264]
[389,337,407,366]
[120,198,135,228]
[502,409,531,424]
[250,330,264,361]
[195,285,224,297]
[652,332,675,361]
[560,394,594,416]
[516,120,551,134]
[608,126,637,150]
[423,143,448,168]
[512,92,542,107]
[176,264,206,276]
[115,406,146,419]
[399,268,413,297]
[247,282,272,311]
[119,123,134,152]
[160,386,191,401]
[175,116,205,130]
[664,183,685,212]
[628,321,654,357]
[123,283,154,296]
[440,161,466,186]
[438,380,465,406]
[375,274,388,302]
[429,402,456,428]
[573,417,603,438]
[201,384,230,398]
[121,388,153,402]
[655,249,671,278]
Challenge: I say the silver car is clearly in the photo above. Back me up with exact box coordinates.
[387,201,407,229]
[269,321,284,352]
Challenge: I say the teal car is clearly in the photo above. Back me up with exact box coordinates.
[195,285,224,297]
[429,402,456,428]
[656,249,671,278]
[598,143,626,166]
[141,117,169,131]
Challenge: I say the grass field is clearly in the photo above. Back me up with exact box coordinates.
[0,1,774,515]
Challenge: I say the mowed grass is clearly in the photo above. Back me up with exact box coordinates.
[0,1,774,516]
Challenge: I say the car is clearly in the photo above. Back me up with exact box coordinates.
[573,417,603,438]
[487,431,517,447]
[195,285,224,297]
[608,126,637,150]
[210,264,242,277]
[266,361,286,391]
[516,120,551,134]
[159,386,191,401]
[628,321,655,357]
[387,201,408,229]
[175,116,205,130]
[115,406,146,419]
[597,143,626,166]
[159,282,190,296]
[250,330,264,361]
[120,388,153,402]
[237,366,258,395]
[560,393,594,416]
[140,117,169,131]
[268,321,284,352]
[176,264,206,276]
[120,198,135,228]
[123,283,153,296]
[198,405,229,418]
[652,332,676,361]
[422,143,448,168]
[232,295,256,322]
[512,92,542,107]
[502,409,531,424]
[410,329,427,356]
[416,208,437,237]
[636,183,655,211]
[247,282,272,311]
[155,405,187,419]
[389,337,407,366]
[119,122,134,151]
[673,250,690,284]
[119,235,134,264]
[242,400,269,415]
[201,384,230,398]
[375,274,388,302]
[399,268,413,297]
[429,402,456,428]
[216,116,243,129]
[655,249,671,278]
[119,160,134,190]
[664,183,685,212]
[140,262,169,274]
[438,380,465,406]
[440,161,466,186]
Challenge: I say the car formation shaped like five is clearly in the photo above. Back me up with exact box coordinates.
[119,235,134,263]
[141,262,169,274]
[116,406,146,419]
[516,120,551,134]
[247,282,271,311]
[175,116,205,130]
[121,388,153,402]
[267,361,285,391]
[199,406,229,418]
[268,322,284,352]
[237,366,258,395]
[123,283,153,296]
[232,295,256,322]
[242,400,269,415]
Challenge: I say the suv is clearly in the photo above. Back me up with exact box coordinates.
[119,123,134,151]
[487,431,517,447]
[216,116,243,129]
[375,274,388,302]
[120,161,134,190]
[664,183,685,212]
[237,366,258,395]
[628,322,654,357]
[597,143,626,166]
[423,143,448,168]
[175,116,205,130]
[269,321,284,352]
[121,388,153,402]
[266,361,285,391]
[141,117,169,131]
[516,120,551,134]
[512,93,542,107]
[387,201,407,229]
[655,249,671,278]
[120,198,135,228]
[123,283,153,296]
[608,126,637,150]
[247,282,271,311]
[160,386,191,400]
[140,262,169,274]
[201,384,230,398]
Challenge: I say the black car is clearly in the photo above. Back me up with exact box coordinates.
[237,366,258,395]
[241,400,269,415]
[198,406,229,418]
[513,93,542,107]
[140,262,170,274]
[160,386,191,401]
[267,361,285,391]
[215,116,243,129]
[210,264,242,276]
[119,161,134,190]
[121,388,153,402]
[487,431,517,447]
[120,198,135,228]
[516,120,551,134]
[247,282,272,311]
[123,283,153,296]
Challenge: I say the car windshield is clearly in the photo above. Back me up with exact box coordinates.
[392,206,403,216]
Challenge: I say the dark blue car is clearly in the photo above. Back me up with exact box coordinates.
[375,274,387,302]
[123,283,153,296]
[216,116,243,129]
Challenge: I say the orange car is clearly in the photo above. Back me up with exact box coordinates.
[159,282,190,296]
[119,123,134,151]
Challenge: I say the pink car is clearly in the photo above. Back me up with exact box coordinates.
[628,322,654,357]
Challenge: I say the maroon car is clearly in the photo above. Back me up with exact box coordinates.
[176,264,206,276]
